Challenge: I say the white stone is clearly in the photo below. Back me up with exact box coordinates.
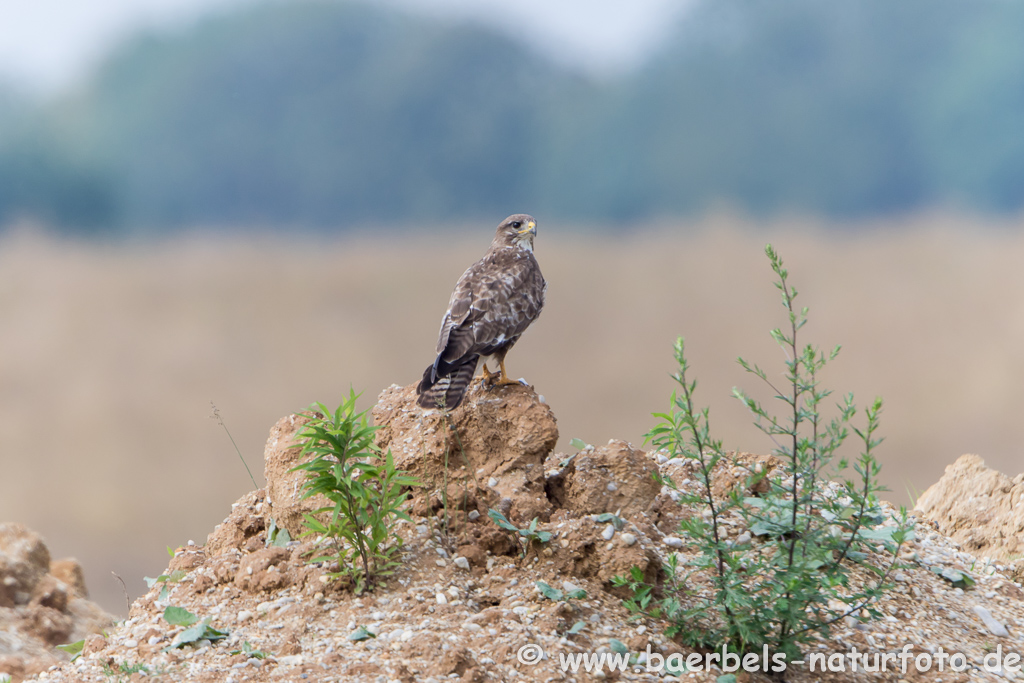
[973,605,1010,637]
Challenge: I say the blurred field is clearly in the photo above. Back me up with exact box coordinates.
[1,214,1023,616]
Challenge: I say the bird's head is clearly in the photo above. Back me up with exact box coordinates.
[494,213,538,251]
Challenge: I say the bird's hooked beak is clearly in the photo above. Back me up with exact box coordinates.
[517,220,537,236]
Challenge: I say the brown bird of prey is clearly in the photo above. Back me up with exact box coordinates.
[416,214,546,410]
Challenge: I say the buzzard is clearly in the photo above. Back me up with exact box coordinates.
[416,214,546,410]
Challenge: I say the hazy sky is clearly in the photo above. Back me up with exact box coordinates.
[0,0,691,93]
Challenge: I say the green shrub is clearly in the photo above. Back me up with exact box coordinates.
[614,245,911,660]
[291,391,418,593]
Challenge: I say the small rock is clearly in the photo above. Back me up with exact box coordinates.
[468,510,480,521]
[237,610,253,622]
[972,605,1010,637]
[663,537,683,548]
[124,639,138,648]
[436,593,448,605]
[488,478,498,488]
[454,557,471,571]
[736,531,752,545]
[620,533,637,547]
[278,655,303,666]
[602,525,615,541]
[606,482,618,492]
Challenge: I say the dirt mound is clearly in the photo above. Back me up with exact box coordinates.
[545,440,661,519]
[914,453,1024,561]
[373,381,558,525]
[0,523,114,682]
[21,387,1024,682]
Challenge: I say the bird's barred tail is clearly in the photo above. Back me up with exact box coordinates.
[416,355,478,410]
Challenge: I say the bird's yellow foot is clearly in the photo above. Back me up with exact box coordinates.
[494,360,522,386]
[479,364,494,382]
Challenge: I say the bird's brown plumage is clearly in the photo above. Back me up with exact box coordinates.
[416,214,546,410]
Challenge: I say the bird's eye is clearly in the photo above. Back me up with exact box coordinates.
[510,221,522,229]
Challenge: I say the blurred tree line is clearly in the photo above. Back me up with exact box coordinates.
[3,0,1024,234]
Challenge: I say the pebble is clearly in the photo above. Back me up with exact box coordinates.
[601,524,615,541]
[663,536,683,548]
[620,533,637,547]
[123,640,138,648]
[735,531,752,545]
[606,482,618,492]
[453,557,470,571]
[278,655,303,666]
[488,478,498,488]
[468,510,480,521]
[435,593,448,605]
[973,605,1010,637]
[237,610,253,622]
[435,559,446,567]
